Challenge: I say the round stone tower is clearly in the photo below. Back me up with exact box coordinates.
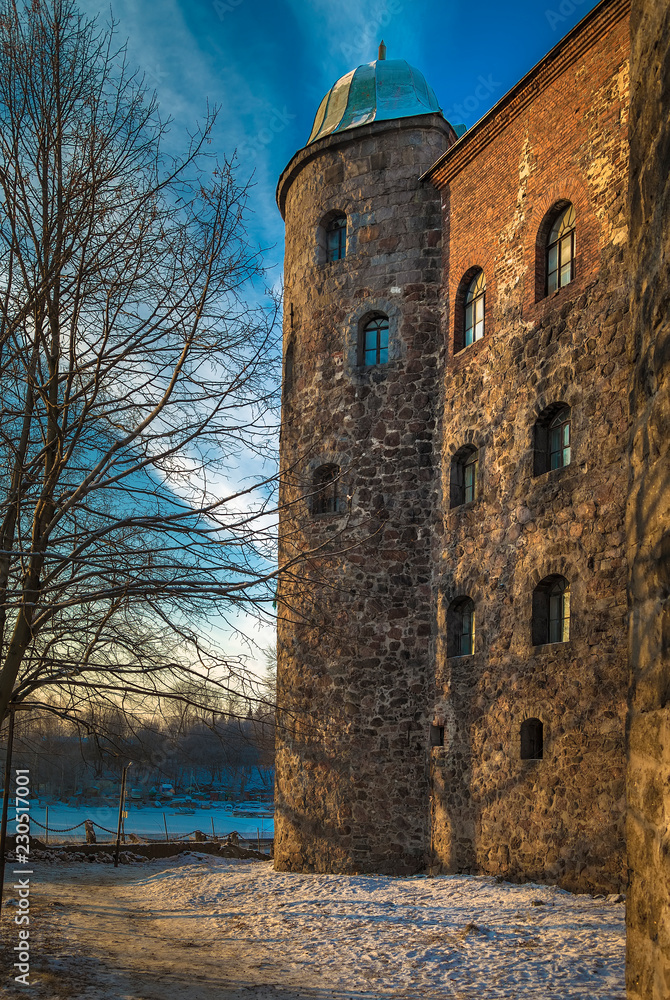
[275,46,456,874]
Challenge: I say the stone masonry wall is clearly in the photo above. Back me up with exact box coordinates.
[626,0,670,995]
[275,115,452,873]
[428,0,630,893]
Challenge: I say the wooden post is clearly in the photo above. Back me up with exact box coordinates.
[45,804,49,846]
[0,708,14,911]
[163,813,169,842]
[114,763,131,868]
[257,827,260,853]
[0,709,16,917]
[211,816,215,840]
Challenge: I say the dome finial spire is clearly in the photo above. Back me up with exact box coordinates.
[378,40,386,60]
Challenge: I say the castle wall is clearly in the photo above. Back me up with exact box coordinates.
[626,0,670,995]
[275,116,451,873]
[428,0,631,893]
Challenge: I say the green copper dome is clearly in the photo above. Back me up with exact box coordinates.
[308,50,442,145]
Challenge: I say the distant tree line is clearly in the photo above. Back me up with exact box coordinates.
[1,694,275,802]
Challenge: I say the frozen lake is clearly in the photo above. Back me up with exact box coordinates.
[25,802,274,843]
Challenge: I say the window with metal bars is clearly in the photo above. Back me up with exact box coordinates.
[546,204,575,295]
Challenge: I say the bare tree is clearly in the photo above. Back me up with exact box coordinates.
[0,0,282,725]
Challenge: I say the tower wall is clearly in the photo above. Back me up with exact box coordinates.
[427,0,630,893]
[275,115,451,873]
[626,0,670,995]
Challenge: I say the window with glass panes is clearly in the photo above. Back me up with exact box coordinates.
[326,215,346,262]
[548,578,570,643]
[549,407,571,469]
[464,272,486,347]
[532,574,570,646]
[547,204,575,294]
[362,316,389,366]
[463,449,478,503]
[458,598,475,656]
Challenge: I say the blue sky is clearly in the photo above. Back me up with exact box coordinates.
[86,0,602,283]
[76,0,602,667]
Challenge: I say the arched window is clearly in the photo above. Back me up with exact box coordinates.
[520,718,543,760]
[359,315,389,367]
[448,597,475,657]
[464,271,486,347]
[450,446,479,508]
[312,464,340,516]
[546,204,575,295]
[325,213,347,262]
[533,403,571,476]
[532,575,570,646]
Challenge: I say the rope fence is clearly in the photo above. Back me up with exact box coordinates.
[26,815,273,847]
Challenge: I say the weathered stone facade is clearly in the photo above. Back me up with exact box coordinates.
[626,0,670,995]
[276,114,454,873]
[275,0,633,893]
[426,0,630,894]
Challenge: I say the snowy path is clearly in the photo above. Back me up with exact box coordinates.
[0,855,625,999]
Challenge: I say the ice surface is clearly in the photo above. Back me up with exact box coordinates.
[28,803,274,841]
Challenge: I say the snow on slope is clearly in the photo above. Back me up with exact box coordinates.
[123,856,625,998]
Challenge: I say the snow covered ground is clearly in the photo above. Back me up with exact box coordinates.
[132,858,625,998]
[27,803,274,842]
[0,853,625,999]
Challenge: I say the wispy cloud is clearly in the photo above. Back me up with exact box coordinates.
[284,0,423,87]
